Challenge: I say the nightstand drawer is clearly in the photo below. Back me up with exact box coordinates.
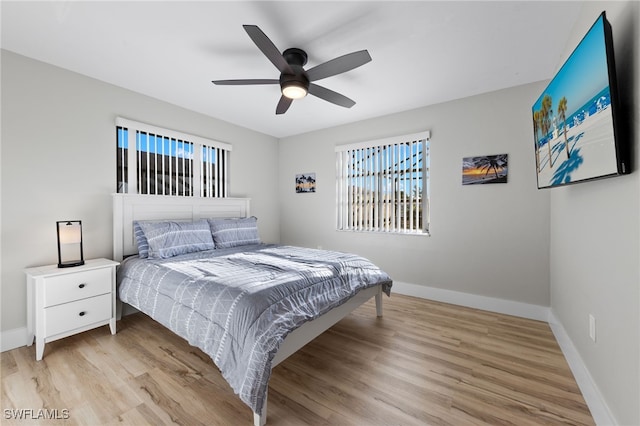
[45,293,112,337]
[44,268,112,307]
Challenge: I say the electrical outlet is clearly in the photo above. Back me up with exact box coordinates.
[589,314,596,342]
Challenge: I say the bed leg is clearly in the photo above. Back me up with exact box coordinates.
[253,391,267,426]
[116,299,123,321]
[375,286,383,317]
[253,411,266,426]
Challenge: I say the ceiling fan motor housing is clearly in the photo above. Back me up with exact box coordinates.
[283,48,307,67]
[280,72,309,91]
[280,48,310,94]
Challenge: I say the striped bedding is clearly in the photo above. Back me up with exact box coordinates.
[117,244,392,414]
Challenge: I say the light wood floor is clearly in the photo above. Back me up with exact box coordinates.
[1,294,594,425]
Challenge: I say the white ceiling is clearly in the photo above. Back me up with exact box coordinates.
[1,1,583,138]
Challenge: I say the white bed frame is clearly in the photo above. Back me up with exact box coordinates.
[112,194,383,425]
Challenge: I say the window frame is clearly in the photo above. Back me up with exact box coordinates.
[335,131,430,235]
[116,117,231,197]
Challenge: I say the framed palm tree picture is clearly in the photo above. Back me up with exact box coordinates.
[295,173,316,193]
[462,154,508,185]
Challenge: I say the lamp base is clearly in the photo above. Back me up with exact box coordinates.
[58,260,85,268]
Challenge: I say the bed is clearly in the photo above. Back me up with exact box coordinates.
[112,194,392,425]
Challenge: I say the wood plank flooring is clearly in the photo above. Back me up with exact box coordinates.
[1,294,594,425]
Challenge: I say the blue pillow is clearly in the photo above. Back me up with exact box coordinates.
[138,219,214,259]
[133,221,150,258]
[208,217,260,248]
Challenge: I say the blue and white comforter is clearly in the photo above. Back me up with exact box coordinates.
[117,244,392,414]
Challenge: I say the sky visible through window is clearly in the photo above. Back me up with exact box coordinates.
[348,141,428,198]
[117,127,221,169]
[117,128,202,160]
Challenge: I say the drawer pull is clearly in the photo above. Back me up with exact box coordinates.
[79,311,86,317]
[78,283,86,289]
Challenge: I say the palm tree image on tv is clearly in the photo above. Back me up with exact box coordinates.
[557,96,570,159]
[540,94,554,169]
[532,13,619,188]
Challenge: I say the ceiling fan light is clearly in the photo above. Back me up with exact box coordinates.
[282,81,307,100]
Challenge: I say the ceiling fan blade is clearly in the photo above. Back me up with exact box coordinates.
[243,25,294,74]
[212,79,279,85]
[276,96,293,115]
[306,50,372,82]
[308,84,356,108]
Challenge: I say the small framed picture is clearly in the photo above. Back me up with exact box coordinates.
[462,154,508,185]
[296,173,316,193]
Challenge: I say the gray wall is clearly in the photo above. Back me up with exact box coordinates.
[1,50,280,333]
[549,2,640,425]
[278,82,551,307]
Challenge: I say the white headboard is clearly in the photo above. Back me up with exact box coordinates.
[112,194,251,261]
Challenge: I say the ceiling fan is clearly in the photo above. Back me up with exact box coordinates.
[212,25,372,115]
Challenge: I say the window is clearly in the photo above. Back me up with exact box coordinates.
[116,118,231,197]
[335,131,430,234]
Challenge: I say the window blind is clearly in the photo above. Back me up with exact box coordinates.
[116,117,230,197]
[336,132,430,234]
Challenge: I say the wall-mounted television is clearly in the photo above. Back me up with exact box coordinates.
[531,11,629,189]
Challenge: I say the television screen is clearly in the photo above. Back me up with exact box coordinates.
[532,11,628,189]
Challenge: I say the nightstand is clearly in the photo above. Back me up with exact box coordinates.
[24,258,119,360]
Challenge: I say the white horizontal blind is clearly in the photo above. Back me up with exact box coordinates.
[336,132,430,234]
[116,118,231,197]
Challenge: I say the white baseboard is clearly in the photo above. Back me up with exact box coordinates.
[548,311,617,426]
[392,281,550,321]
[1,327,30,352]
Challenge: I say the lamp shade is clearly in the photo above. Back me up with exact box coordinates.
[281,81,308,100]
[57,220,84,268]
[59,222,82,244]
